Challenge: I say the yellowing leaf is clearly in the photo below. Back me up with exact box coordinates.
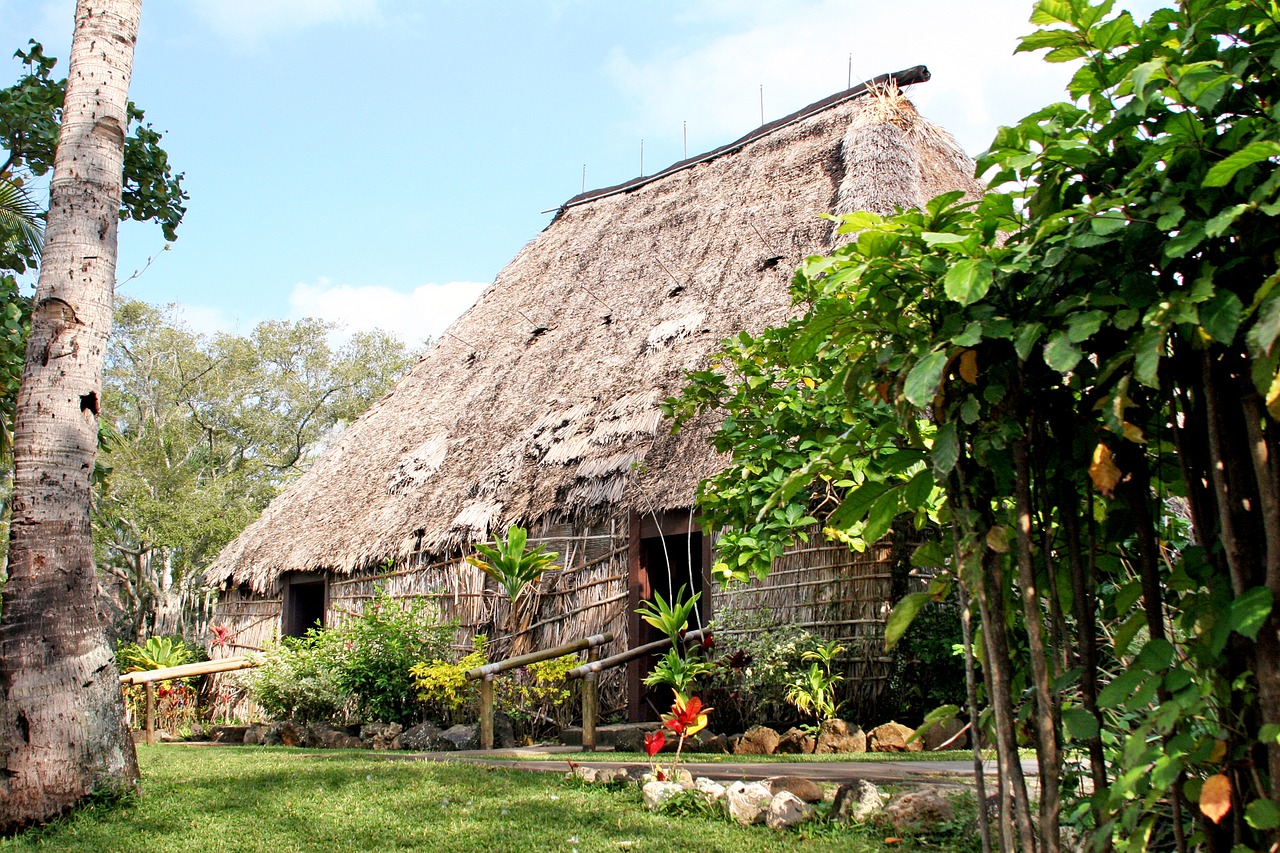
[986,526,1011,554]
[802,376,816,390]
[1200,773,1232,824]
[1090,443,1122,498]
[1267,368,1280,421]
[1209,739,1227,764]
[959,349,979,384]
[1121,421,1145,443]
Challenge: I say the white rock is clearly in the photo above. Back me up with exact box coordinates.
[832,779,886,824]
[694,777,727,801]
[766,791,814,830]
[725,781,774,826]
[642,780,684,811]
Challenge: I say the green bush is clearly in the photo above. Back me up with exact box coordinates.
[249,632,348,723]
[331,589,455,724]
[703,603,823,732]
[247,589,455,725]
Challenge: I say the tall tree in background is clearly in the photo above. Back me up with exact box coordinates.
[0,0,144,832]
[96,301,417,641]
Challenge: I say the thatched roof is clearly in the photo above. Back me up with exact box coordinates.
[209,69,983,593]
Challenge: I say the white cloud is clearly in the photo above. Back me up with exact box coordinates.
[606,0,1096,157]
[188,0,381,45]
[288,278,489,347]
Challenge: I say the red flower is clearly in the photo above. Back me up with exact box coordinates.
[644,730,666,757]
[726,650,752,670]
[662,695,712,737]
[700,633,715,652]
[210,624,234,647]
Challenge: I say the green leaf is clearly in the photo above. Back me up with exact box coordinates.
[1043,331,1083,372]
[1227,587,1273,640]
[1248,293,1280,357]
[1246,798,1280,831]
[885,591,931,650]
[904,468,935,509]
[1014,322,1046,361]
[1062,706,1099,741]
[944,258,995,306]
[1204,203,1249,238]
[1097,669,1148,709]
[904,350,949,407]
[861,489,900,543]
[922,231,970,245]
[1199,290,1244,344]
[1090,214,1127,235]
[1203,141,1280,188]
[932,422,960,476]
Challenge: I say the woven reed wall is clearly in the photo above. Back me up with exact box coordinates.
[713,530,895,711]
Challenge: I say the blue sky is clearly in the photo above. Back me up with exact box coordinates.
[1,1,1155,346]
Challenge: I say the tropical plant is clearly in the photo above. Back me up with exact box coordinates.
[116,636,199,673]
[643,646,716,704]
[636,585,700,642]
[466,524,560,603]
[786,641,845,726]
[645,694,713,782]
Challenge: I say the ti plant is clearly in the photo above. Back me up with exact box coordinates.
[643,646,715,704]
[786,641,845,730]
[636,585,700,642]
[466,524,560,603]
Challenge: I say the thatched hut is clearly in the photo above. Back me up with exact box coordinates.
[206,67,983,721]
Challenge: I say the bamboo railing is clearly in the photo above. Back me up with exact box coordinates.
[464,632,613,750]
[120,656,259,745]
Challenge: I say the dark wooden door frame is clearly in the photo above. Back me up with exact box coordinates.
[626,509,714,722]
[280,571,328,639]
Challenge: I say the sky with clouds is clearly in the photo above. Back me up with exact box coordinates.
[1,0,1160,346]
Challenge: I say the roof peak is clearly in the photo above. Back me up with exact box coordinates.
[551,64,931,218]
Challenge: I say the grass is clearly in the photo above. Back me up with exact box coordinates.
[0,745,980,853]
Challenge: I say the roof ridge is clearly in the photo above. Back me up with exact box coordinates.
[550,64,931,218]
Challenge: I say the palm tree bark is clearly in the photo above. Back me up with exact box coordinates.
[0,0,143,833]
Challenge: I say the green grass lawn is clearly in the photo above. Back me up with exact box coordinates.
[0,745,976,853]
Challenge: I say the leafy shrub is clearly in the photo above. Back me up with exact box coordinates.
[703,603,823,731]
[250,632,348,723]
[410,637,579,740]
[409,636,487,725]
[329,589,455,724]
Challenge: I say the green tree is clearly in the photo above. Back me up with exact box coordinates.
[95,300,417,641]
[672,1,1280,849]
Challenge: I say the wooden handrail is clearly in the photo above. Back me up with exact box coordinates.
[120,656,259,746]
[564,629,709,681]
[119,656,258,685]
[463,633,612,681]
[462,632,614,751]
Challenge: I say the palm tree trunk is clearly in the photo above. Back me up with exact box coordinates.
[0,0,143,833]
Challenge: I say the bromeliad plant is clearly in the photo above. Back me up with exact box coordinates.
[466,524,560,603]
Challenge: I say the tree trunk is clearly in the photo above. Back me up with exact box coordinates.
[0,0,143,834]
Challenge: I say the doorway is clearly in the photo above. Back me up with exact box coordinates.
[627,511,711,721]
[282,574,327,639]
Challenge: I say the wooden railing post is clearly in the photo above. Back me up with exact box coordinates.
[582,646,600,752]
[480,675,495,750]
[145,681,156,746]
